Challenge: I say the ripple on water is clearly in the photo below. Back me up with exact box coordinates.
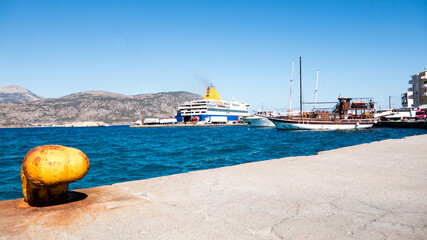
[0,126,425,200]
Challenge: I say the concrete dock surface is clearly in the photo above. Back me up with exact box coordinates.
[1,134,426,239]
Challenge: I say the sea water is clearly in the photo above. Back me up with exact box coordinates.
[0,126,425,200]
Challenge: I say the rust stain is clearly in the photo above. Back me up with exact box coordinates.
[16,200,30,209]
[0,185,149,237]
[46,145,61,150]
[25,146,40,156]
[32,157,41,166]
[79,152,90,166]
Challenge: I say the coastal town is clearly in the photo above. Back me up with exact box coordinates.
[1,1,426,239]
[0,67,426,239]
[2,67,426,129]
[133,66,427,129]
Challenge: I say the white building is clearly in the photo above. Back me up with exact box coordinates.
[402,67,427,110]
[401,91,413,108]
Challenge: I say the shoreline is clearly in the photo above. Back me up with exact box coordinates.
[1,134,426,239]
[130,122,248,128]
[0,123,249,129]
[0,124,128,129]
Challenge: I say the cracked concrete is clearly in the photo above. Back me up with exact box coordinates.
[0,134,426,239]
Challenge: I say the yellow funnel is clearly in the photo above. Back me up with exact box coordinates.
[203,86,221,100]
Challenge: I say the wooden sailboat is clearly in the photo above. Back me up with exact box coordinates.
[270,57,376,130]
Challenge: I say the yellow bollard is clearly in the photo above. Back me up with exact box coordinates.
[21,145,90,206]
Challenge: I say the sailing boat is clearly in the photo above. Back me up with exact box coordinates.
[270,57,376,130]
[287,60,300,116]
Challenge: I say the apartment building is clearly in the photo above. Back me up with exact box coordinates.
[402,67,427,109]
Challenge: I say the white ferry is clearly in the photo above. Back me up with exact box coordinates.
[175,86,250,123]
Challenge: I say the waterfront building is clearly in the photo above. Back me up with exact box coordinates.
[401,92,413,108]
[402,67,427,109]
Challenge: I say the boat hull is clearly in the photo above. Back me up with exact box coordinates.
[271,119,375,130]
[243,116,275,127]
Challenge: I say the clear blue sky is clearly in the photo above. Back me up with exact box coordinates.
[1,0,426,110]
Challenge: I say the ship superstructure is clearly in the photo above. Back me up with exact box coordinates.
[175,86,250,123]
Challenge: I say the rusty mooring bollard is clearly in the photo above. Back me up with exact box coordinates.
[21,145,90,206]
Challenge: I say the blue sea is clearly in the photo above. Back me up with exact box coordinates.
[0,126,425,200]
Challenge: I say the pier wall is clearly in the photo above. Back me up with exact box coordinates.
[0,134,426,239]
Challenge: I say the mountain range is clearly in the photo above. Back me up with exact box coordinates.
[0,85,44,104]
[0,85,201,127]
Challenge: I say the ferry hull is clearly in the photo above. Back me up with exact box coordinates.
[271,119,375,130]
[243,116,275,127]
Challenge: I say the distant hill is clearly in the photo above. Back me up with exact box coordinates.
[0,87,201,127]
[0,85,43,103]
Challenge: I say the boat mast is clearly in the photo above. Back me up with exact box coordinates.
[314,69,319,109]
[299,57,302,114]
[289,60,294,113]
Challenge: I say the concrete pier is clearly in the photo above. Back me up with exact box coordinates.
[1,134,426,239]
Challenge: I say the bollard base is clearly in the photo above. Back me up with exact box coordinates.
[21,170,69,207]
